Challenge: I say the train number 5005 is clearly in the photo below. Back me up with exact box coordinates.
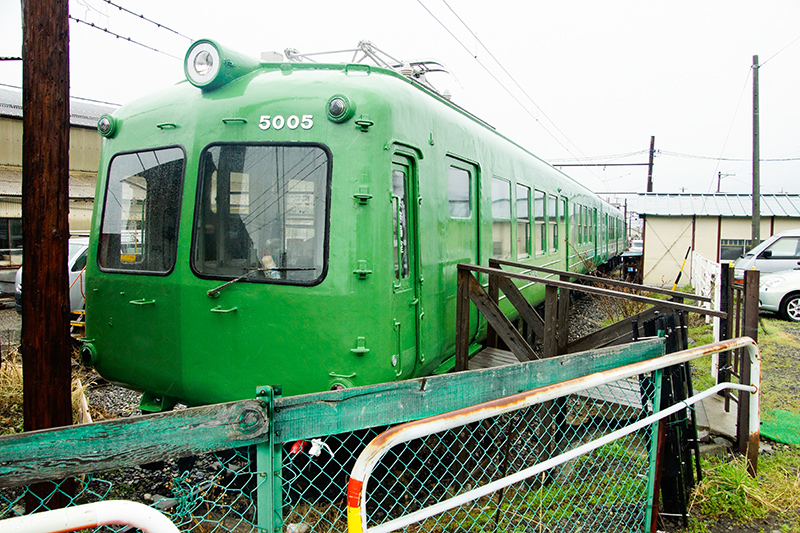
[259,115,313,131]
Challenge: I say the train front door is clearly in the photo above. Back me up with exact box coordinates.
[390,155,420,378]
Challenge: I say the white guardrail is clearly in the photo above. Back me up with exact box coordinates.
[346,337,761,533]
[0,500,179,533]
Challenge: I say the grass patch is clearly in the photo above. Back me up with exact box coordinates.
[690,448,800,528]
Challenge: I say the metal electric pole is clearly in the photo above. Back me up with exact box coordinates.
[751,55,761,247]
[21,0,72,437]
[646,136,655,192]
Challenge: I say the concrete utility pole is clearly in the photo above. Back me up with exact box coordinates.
[22,0,72,434]
[751,55,761,247]
[646,136,655,192]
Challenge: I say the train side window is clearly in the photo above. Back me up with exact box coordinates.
[569,201,577,248]
[392,168,410,279]
[548,194,558,253]
[560,197,567,250]
[516,184,531,259]
[98,146,185,273]
[534,190,545,255]
[191,143,330,285]
[448,166,471,218]
[491,177,511,260]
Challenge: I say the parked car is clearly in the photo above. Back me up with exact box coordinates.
[628,239,643,253]
[759,269,800,322]
[15,237,89,315]
[734,228,800,283]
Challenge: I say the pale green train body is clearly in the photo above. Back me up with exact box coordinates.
[83,40,625,408]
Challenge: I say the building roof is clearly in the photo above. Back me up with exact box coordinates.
[0,84,118,128]
[636,193,800,217]
[0,165,96,199]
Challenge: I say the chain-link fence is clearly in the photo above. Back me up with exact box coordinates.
[0,337,759,533]
[1,447,263,532]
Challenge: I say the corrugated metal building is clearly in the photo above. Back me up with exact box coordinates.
[0,85,116,265]
[636,192,800,285]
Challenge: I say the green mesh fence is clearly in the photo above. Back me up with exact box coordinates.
[1,448,264,532]
[1,374,660,533]
[281,374,658,533]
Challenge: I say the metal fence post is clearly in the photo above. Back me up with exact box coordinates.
[717,263,732,387]
[645,368,663,533]
[257,386,283,533]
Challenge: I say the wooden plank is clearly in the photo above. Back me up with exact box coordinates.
[460,263,726,318]
[487,259,500,349]
[0,399,269,488]
[577,378,643,410]
[496,275,545,339]
[557,276,570,355]
[469,347,519,369]
[273,338,665,442]
[543,285,559,358]
[455,269,471,371]
[567,305,668,353]
[491,258,713,303]
[466,273,538,362]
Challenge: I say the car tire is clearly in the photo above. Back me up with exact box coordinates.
[779,293,800,322]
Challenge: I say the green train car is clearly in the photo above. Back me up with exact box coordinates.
[81,39,625,410]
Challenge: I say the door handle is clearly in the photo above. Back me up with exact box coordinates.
[129,299,155,306]
[211,306,238,313]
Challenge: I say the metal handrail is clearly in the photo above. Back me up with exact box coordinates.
[0,500,179,533]
[346,337,760,533]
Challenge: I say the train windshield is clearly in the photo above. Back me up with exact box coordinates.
[98,146,185,273]
[191,143,330,285]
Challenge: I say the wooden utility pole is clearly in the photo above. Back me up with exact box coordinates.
[22,0,72,432]
[751,55,761,247]
[646,136,655,192]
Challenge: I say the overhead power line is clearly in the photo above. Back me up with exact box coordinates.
[99,0,193,42]
[439,0,585,158]
[416,0,596,173]
[660,150,800,162]
[69,15,183,60]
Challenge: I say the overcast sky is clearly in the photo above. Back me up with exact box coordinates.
[2,0,799,198]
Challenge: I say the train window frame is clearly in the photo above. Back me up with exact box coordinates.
[534,189,546,256]
[491,177,512,260]
[516,184,531,259]
[548,194,558,253]
[392,164,411,281]
[448,165,472,219]
[97,145,186,275]
[569,201,577,249]
[189,142,332,287]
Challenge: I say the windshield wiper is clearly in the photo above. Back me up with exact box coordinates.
[206,266,317,298]
[207,268,263,298]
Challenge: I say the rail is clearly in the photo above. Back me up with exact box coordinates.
[347,336,760,533]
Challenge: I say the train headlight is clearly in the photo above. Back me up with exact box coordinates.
[97,114,117,138]
[185,41,222,88]
[327,94,355,123]
[184,39,260,92]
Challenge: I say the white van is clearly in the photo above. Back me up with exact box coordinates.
[733,228,800,283]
